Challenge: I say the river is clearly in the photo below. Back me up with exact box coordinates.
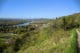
[14,22,32,27]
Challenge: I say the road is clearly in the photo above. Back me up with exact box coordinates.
[76,29,80,53]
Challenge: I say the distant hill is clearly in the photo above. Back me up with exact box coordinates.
[0,18,31,25]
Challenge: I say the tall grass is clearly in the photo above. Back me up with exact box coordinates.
[63,29,77,53]
[17,28,77,53]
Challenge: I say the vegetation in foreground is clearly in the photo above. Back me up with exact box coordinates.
[0,13,80,53]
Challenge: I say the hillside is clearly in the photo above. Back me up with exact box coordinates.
[0,19,31,25]
[0,13,80,53]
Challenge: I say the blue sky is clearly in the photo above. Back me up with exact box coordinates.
[0,0,80,19]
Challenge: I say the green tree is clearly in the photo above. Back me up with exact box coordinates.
[62,17,67,30]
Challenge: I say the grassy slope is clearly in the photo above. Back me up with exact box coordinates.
[17,28,77,53]
[63,29,77,53]
[0,13,79,53]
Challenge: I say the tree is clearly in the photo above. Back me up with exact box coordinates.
[62,17,67,30]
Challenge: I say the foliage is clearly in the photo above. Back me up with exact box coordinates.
[0,13,80,53]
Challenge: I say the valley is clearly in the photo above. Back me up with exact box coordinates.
[0,13,80,53]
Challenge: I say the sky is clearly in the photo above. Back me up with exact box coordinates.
[0,0,80,19]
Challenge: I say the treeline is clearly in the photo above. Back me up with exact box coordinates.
[0,19,31,33]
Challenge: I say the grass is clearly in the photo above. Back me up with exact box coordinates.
[17,29,77,53]
[0,33,17,47]
[0,28,77,53]
[63,29,77,53]
[0,29,77,53]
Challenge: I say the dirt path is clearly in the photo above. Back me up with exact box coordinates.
[76,29,80,53]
